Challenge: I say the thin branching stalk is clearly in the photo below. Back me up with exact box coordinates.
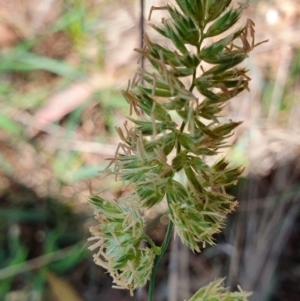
[88,0,267,300]
[148,220,174,301]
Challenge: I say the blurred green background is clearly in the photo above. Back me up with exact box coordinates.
[0,0,300,300]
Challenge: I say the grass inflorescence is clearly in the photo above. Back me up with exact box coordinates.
[88,0,266,300]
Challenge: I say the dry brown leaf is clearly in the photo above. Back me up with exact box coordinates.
[30,73,114,136]
[47,272,83,301]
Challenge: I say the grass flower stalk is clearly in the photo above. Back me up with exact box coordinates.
[88,0,267,300]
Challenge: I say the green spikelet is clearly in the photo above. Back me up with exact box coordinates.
[187,278,251,301]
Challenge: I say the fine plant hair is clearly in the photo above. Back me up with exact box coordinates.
[88,0,267,300]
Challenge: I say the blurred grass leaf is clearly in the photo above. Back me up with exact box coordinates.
[97,89,128,110]
[65,103,88,139]
[0,83,49,109]
[0,244,28,295]
[0,52,84,79]
[52,1,86,41]
[68,164,106,182]
[0,113,23,137]
[0,209,47,223]
[50,244,89,274]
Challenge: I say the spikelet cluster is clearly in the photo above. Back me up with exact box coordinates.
[88,0,265,297]
[88,195,155,295]
[187,278,251,301]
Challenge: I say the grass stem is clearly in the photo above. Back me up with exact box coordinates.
[148,219,174,301]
